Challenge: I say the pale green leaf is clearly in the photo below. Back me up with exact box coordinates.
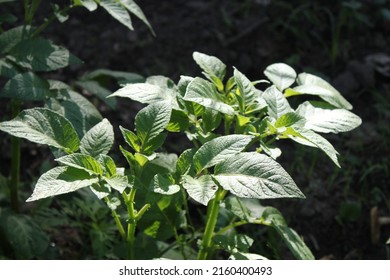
[184,77,234,115]
[234,67,258,106]
[213,152,304,199]
[135,101,172,152]
[80,118,114,157]
[56,153,103,175]
[293,73,353,109]
[264,63,297,91]
[8,38,82,71]
[120,0,155,35]
[26,167,99,201]
[0,108,79,153]
[182,175,217,206]
[296,101,362,133]
[263,85,293,120]
[193,135,254,173]
[99,0,133,30]
[152,174,180,195]
[193,51,226,81]
[262,207,314,259]
[0,72,50,100]
[73,0,98,11]
[167,109,190,132]
[286,126,340,167]
[224,196,263,223]
[109,82,178,108]
[81,68,144,84]
[105,175,129,193]
[229,252,268,260]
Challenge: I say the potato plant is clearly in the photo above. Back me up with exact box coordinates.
[1,46,361,258]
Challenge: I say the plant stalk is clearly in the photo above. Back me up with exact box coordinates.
[197,188,226,260]
[9,100,21,213]
[123,189,137,259]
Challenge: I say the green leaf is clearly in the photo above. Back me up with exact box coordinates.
[263,85,293,120]
[46,89,102,138]
[0,214,49,259]
[81,68,144,84]
[176,148,196,176]
[120,126,140,152]
[285,126,340,167]
[234,67,258,106]
[213,152,304,199]
[262,207,315,260]
[167,109,190,132]
[120,0,155,35]
[214,234,254,253]
[135,101,172,152]
[73,0,98,11]
[224,196,263,223]
[80,118,114,157]
[0,108,79,153]
[275,112,305,128]
[0,72,51,100]
[264,63,297,91]
[292,73,353,109]
[193,135,254,173]
[184,77,234,115]
[229,252,268,260]
[99,0,133,30]
[109,82,178,107]
[0,25,33,54]
[202,108,221,132]
[97,154,117,177]
[76,80,116,109]
[0,58,20,78]
[152,174,180,195]
[182,175,217,206]
[296,101,362,133]
[8,38,82,71]
[142,132,167,154]
[27,166,99,201]
[105,175,129,193]
[193,51,226,81]
[56,153,103,175]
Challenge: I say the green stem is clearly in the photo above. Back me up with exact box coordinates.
[197,188,226,260]
[10,100,21,213]
[32,6,72,37]
[123,189,137,259]
[105,197,126,240]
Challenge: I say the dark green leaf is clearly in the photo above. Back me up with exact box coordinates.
[0,72,50,100]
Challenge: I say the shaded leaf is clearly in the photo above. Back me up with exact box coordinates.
[0,72,50,100]
[99,0,133,30]
[152,174,180,195]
